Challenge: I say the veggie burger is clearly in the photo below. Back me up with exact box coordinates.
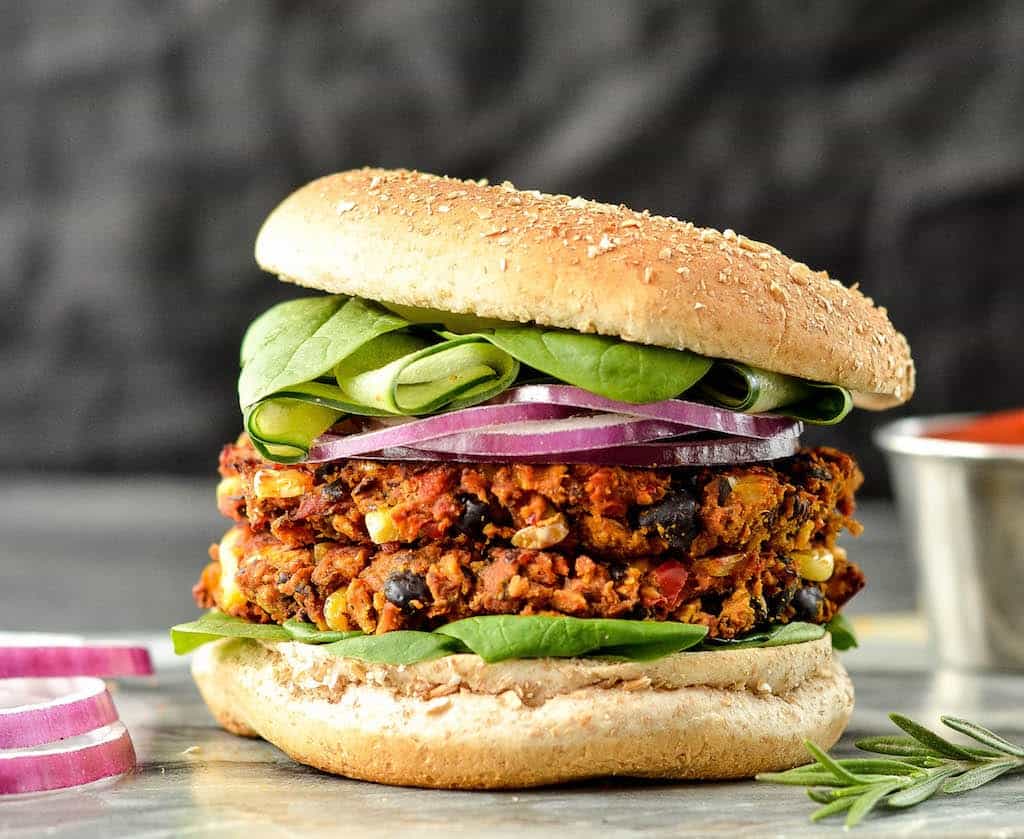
[173,168,915,788]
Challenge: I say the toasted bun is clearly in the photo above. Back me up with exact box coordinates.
[255,168,913,408]
[191,635,853,789]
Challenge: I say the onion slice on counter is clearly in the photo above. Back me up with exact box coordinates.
[0,635,154,679]
[360,429,800,467]
[0,677,118,750]
[496,384,801,439]
[306,401,581,462]
[413,413,697,456]
[0,721,136,795]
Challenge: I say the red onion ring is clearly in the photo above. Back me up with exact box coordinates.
[360,430,800,467]
[0,636,153,679]
[307,402,579,462]
[0,721,136,795]
[496,384,800,439]
[413,414,697,456]
[0,677,118,750]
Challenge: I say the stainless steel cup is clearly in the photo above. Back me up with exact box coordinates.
[876,415,1024,671]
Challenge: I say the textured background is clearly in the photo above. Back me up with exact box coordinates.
[3,0,1023,493]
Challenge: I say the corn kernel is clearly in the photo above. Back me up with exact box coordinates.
[791,548,835,582]
[252,469,312,499]
[216,476,243,503]
[511,514,569,550]
[365,509,400,544]
[323,590,350,631]
[218,527,248,611]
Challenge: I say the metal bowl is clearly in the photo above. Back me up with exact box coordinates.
[876,415,1024,671]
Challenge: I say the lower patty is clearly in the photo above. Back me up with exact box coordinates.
[194,524,865,638]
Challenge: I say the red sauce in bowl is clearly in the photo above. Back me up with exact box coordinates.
[927,408,1024,445]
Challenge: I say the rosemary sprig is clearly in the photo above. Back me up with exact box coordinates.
[756,714,1024,828]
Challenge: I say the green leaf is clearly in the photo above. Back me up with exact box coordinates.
[282,619,361,645]
[825,612,859,650]
[809,784,876,803]
[829,758,923,776]
[239,296,409,408]
[321,631,467,665]
[757,771,850,787]
[941,760,1021,794]
[889,714,978,761]
[170,611,290,655]
[696,361,852,425]
[434,615,707,663]
[941,716,1024,758]
[458,327,713,403]
[854,734,939,757]
[810,796,856,821]
[845,780,903,828]
[700,621,826,650]
[804,740,865,786]
[885,765,961,808]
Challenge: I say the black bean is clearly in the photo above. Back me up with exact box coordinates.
[767,583,796,615]
[383,570,431,613]
[717,476,735,506]
[455,494,489,536]
[608,562,629,582]
[628,604,654,620]
[791,496,810,521]
[699,592,724,615]
[791,586,824,621]
[637,489,699,552]
[322,480,348,502]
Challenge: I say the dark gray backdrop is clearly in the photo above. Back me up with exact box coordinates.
[3,0,1022,494]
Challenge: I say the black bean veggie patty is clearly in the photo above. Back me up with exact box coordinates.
[193,437,865,639]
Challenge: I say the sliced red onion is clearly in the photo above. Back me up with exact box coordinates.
[0,636,153,679]
[413,414,697,456]
[0,677,118,750]
[361,430,800,467]
[0,721,136,795]
[307,402,579,462]
[496,384,800,439]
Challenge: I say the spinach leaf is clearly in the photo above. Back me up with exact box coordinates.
[321,631,468,664]
[697,361,852,425]
[171,611,291,655]
[698,621,827,650]
[171,612,836,664]
[451,327,712,403]
[434,615,707,663]
[238,296,409,408]
[826,612,860,650]
[282,619,361,645]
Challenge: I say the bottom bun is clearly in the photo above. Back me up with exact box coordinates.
[191,635,853,789]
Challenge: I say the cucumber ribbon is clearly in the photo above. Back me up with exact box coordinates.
[697,361,852,425]
[239,296,853,462]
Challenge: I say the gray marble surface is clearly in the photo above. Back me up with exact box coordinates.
[1,478,1022,836]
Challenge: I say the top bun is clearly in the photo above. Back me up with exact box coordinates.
[255,168,914,408]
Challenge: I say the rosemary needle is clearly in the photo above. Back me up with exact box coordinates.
[756,714,1024,828]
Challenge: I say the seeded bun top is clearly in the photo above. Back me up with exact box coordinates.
[255,168,914,408]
